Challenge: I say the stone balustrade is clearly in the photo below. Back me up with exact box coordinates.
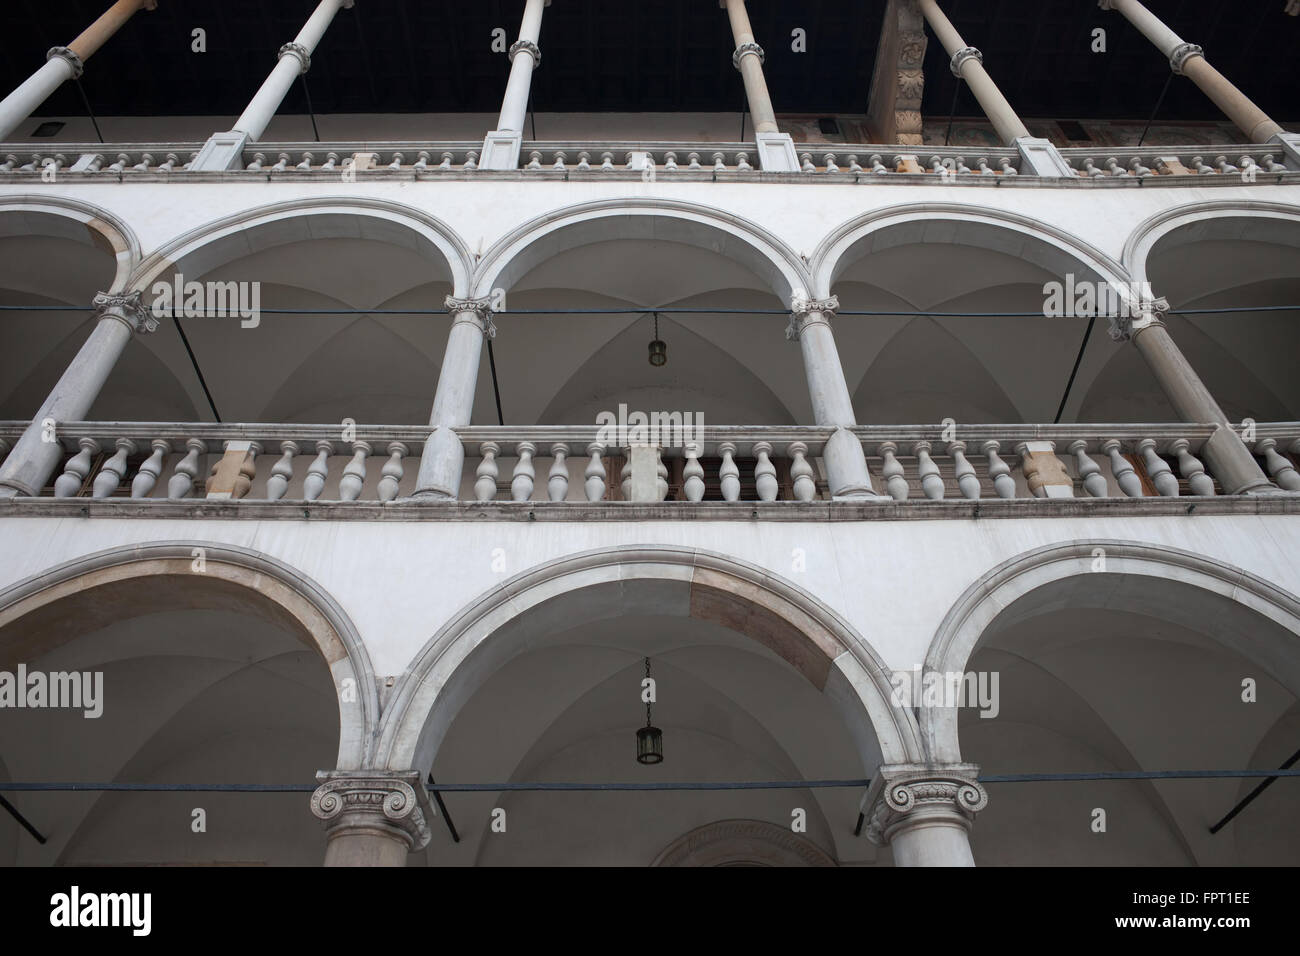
[4,421,1295,506]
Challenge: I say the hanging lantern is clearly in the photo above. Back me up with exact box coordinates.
[647,312,667,367]
[637,656,664,764]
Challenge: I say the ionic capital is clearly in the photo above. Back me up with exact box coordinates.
[1108,295,1170,343]
[310,770,433,853]
[786,294,839,341]
[949,46,983,77]
[46,46,85,79]
[278,42,312,74]
[862,763,988,846]
[445,295,498,339]
[1168,42,1204,75]
[510,39,541,67]
[732,41,765,70]
[93,291,156,334]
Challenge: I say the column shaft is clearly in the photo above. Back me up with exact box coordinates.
[915,0,1029,145]
[233,0,350,141]
[1103,0,1282,142]
[722,0,778,133]
[0,0,154,142]
[496,0,547,132]
[0,294,154,497]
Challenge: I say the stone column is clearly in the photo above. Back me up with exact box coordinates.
[1099,0,1289,151]
[915,0,1071,176]
[0,0,157,142]
[862,764,987,867]
[481,0,550,170]
[411,296,497,500]
[311,771,433,867]
[719,0,799,170]
[190,0,354,170]
[787,296,881,499]
[1110,302,1276,495]
[0,292,157,498]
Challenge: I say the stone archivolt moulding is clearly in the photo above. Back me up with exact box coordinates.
[652,819,836,867]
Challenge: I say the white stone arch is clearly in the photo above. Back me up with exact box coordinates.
[1123,200,1300,288]
[810,202,1132,299]
[922,539,1300,763]
[128,196,474,297]
[0,194,139,292]
[471,198,812,305]
[0,541,378,770]
[376,545,922,778]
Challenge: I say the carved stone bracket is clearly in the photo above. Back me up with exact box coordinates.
[93,291,156,334]
[310,770,433,853]
[786,295,839,341]
[862,763,988,846]
[46,46,85,79]
[445,295,498,339]
[732,41,765,69]
[278,42,312,75]
[510,39,541,68]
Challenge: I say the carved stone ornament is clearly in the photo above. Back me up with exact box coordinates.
[444,295,498,339]
[786,295,839,341]
[46,46,85,79]
[950,46,983,78]
[732,41,765,70]
[310,771,433,852]
[1168,42,1205,75]
[509,39,541,67]
[93,291,156,334]
[278,42,312,75]
[1108,296,1170,343]
[862,763,988,846]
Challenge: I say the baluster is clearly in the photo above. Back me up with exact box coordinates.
[576,151,592,171]
[92,438,136,498]
[914,441,944,500]
[413,150,432,171]
[823,152,839,173]
[949,441,980,500]
[584,442,607,502]
[55,438,100,498]
[547,443,569,501]
[552,150,567,170]
[1138,439,1179,497]
[1255,438,1300,491]
[799,152,816,173]
[847,154,863,173]
[339,441,371,501]
[1170,438,1214,496]
[304,440,333,501]
[878,441,909,501]
[870,153,889,174]
[296,151,315,171]
[982,441,1016,499]
[387,151,405,171]
[511,442,536,501]
[998,157,1018,175]
[320,151,339,171]
[438,151,454,170]
[474,441,501,502]
[687,151,702,170]
[525,150,543,170]
[599,151,615,172]
[1102,440,1142,497]
[718,441,740,502]
[736,152,753,172]
[712,151,727,173]
[788,442,815,502]
[663,151,678,171]
[463,150,479,171]
[377,441,408,502]
[1068,440,1108,498]
[655,448,669,501]
[267,440,299,500]
[683,442,705,502]
[752,442,778,501]
[130,439,170,498]
[270,151,291,172]
[167,439,205,499]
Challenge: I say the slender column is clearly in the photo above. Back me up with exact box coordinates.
[1100,0,1284,144]
[862,764,987,867]
[311,771,433,867]
[0,0,157,142]
[787,296,881,498]
[481,0,550,169]
[1110,302,1275,495]
[719,0,798,170]
[411,296,497,499]
[0,292,157,498]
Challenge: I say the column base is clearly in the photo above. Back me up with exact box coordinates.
[1014,136,1073,177]
[755,131,799,171]
[191,130,250,171]
[481,130,523,170]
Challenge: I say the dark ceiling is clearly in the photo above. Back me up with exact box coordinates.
[2,0,1297,126]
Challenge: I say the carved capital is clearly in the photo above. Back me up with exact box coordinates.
[862,763,988,846]
[1108,296,1170,343]
[310,771,433,852]
[445,295,498,339]
[732,41,765,70]
[46,46,85,79]
[786,295,839,341]
[509,39,541,67]
[1169,42,1204,75]
[278,42,312,74]
[950,46,983,77]
[93,291,156,334]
